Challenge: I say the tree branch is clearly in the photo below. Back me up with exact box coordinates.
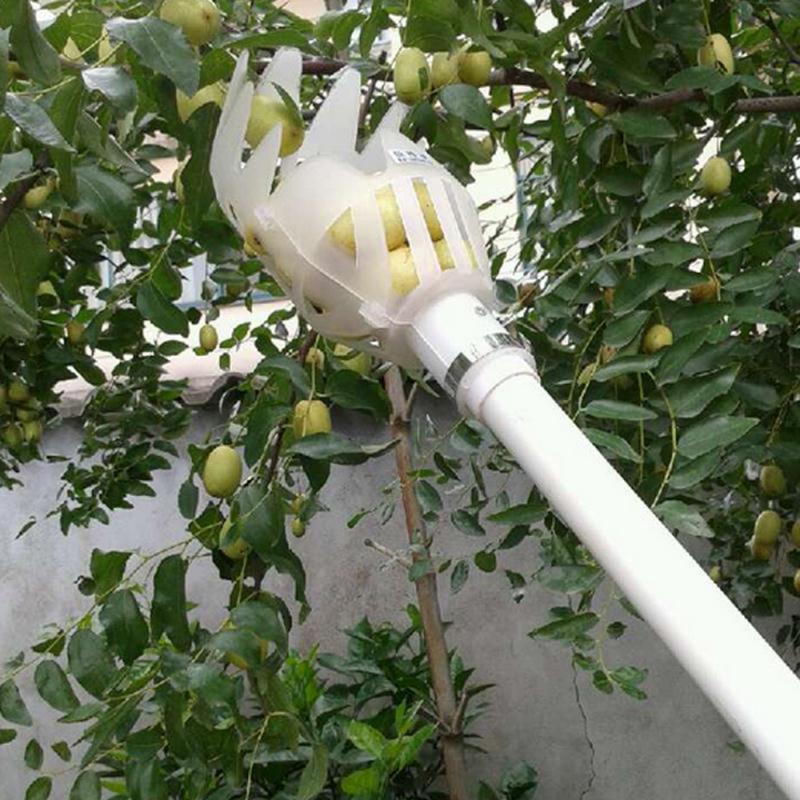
[383,366,469,800]
[754,12,800,65]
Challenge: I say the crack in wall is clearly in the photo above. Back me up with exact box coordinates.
[572,664,597,800]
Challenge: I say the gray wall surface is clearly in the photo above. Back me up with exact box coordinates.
[0,405,787,800]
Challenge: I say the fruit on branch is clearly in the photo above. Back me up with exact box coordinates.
[290,494,305,514]
[199,323,218,352]
[697,33,734,75]
[291,518,306,538]
[66,320,85,345]
[388,246,420,295]
[393,47,430,103]
[748,536,773,561]
[759,465,786,498]
[305,347,325,370]
[159,0,221,46]
[459,50,492,86]
[293,400,332,438]
[328,182,443,255]
[245,95,304,156]
[22,420,42,443]
[219,518,250,560]
[689,276,720,303]
[753,510,782,545]
[431,51,461,88]
[333,343,370,376]
[176,82,225,122]
[23,179,56,210]
[478,135,496,160]
[641,324,673,354]
[8,379,30,405]
[586,101,608,117]
[792,519,800,548]
[2,424,23,448]
[709,564,722,583]
[16,405,39,422]
[36,281,58,302]
[794,570,800,594]
[701,156,731,195]
[202,445,242,498]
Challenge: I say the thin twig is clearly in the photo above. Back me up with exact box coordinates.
[364,537,412,567]
[754,12,800,65]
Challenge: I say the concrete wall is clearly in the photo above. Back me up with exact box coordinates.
[0,405,784,800]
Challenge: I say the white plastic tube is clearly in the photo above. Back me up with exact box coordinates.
[410,294,800,800]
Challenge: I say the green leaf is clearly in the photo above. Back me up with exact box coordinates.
[98,590,149,665]
[610,110,676,141]
[0,679,32,725]
[665,365,739,418]
[126,759,168,800]
[73,164,135,243]
[10,1,61,85]
[582,400,657,422]
[642,144,672,197]
[327,370,389,419]
[641,188,691,219]
[347,719,386,758]
[475,550,497,573]
[487,502,546,525]
[341,765,382,796]
[105,17,199,96]
[529,612,599,641]
[451,559,469,593]
[5,95,73,150]
[537,565,603,594]
[593,355,660,382]
[136,281,188,336]
[583,428,642,463]
[67,630,116,698]
[613,266,671,314]
[709,220,759,258]
[25,737,43,769]
[90,549,131,597]
[25,777,52,800]
[297,744,329,800]
[34,660,79,713]
[289,433,396,465]
[237,485,283,555]
[0,728,17,744]
[52,741,71,761]
[656,331,707,384]
[415,480,442,515]
[81,67,137,112]
[0,149,32,193]
[451,509,485,536]
[604,310,649,347]
[0,211,51,339]
[69,772,101,800]
[439,84,493,129]
[178,479,198,520]
[655,500,714,538]
[677,416,759,459]
[151,556,192,651]
[183,103,220,228]
[642,240,702,267]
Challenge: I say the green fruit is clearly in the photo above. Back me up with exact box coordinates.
[36,281,58,304]
[293,400,331,439]
[66,320,85,345]
[478,135,496,160]
[641,324,673,354]
[748,536,773,561]
[458,50,492,86]
[393,47,430,104]
[8,61,25,80]
[202,445,242,498]
[159,0,221,46]
[219,518,250,560]
[430,52,460,88]
[305,347,325,370]
[700,156,731,196]
[199,324,218,352]
[697,33,734,75]
[22,419,43,443]
[709,565,722,583]
[759,465,786,498]
[791,519,800,548]
[245,95,304,156]
[176,82,225,122]
[794,569,800,594]
[16,407,38,422]
[8,379,30,405]
[290,494,305,514]
[753,509,782,545]
[291,518,306,538]
[333,344,371,376]
[23,181,55,210]
[2,424,23,448]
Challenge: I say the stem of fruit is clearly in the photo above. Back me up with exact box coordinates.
[383,365,469,800]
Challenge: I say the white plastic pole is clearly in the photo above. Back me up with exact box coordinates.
[409,293,800,800]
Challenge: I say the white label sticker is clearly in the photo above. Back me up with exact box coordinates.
[388,148,433,165]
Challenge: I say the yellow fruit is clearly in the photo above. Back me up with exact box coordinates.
[159,0,221,46]
[791,519,800,548]
[62,38,82,61]
[697,33,734,75]
[219,518,250,560]
[16,407,39,422]
[36,280,58,301]
[388,246,420,296]
[290,494,305,514]
[22,419,42,443]
[176,82,225,123]
[586,101,608,117]
[305,347,325,370]
[245,95,304,156]
[293,400,331,438]
[8,379,30,405]
[199,323,218,352]
[794,570,800,594]
[66,320,85,345]
[642,324,673,354]
[413,181,443,241]
[759,465,786,498]
[291,518,306,538]
[700,156,731,196]
[754,510,782,546]
[458,50,492,86]
[202,445,242,498]
[2,424,23,448]
[333,343,370,376]
[748,536,773,561]
[433,238,477,271]
[689,276,719,304]
[393,47,430,104]
[431,52,460,88]
[709,565,722,583]
[23,181,54,210]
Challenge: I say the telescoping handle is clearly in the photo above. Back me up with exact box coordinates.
[410,292,800,800]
